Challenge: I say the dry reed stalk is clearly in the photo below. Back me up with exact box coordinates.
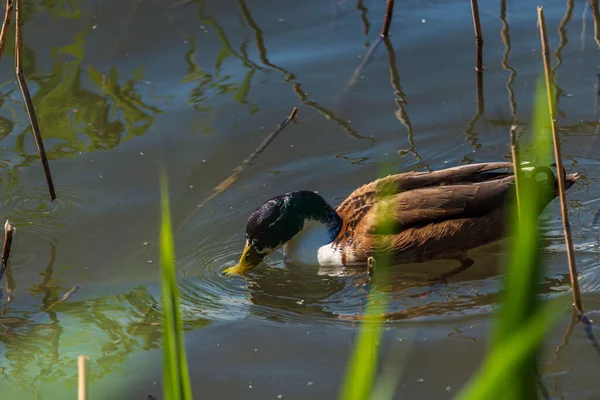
[470,0,483,72]
[15,0,56,201]
[380,0,395,39]
[78,355,89,400]
[538,6,583,314]
[0,0,13,63]
[0,220,14,301]
[177,107,298,231]
[470,0,484,115]
[1,220,14,273]
[346,0,396,87]
[509,126,522,222]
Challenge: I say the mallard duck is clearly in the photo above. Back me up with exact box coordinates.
[223,162,579,276]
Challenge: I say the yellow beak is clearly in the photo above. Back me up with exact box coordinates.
[223,242,263,276]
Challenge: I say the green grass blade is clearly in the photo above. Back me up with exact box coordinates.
[456,297,567,400]
[339,295,387,400]
[339,165,396,400]
[159,168,193,400]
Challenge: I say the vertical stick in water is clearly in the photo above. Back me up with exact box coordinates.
[15,0,56,201]
[0,220,14,283]
[537,6,583,314]
[470,0,484,114]
[470,0,483,72]
[78,355,88,400]
[0,0,14,63]
[509,126,522,223]
[380,0,395,38]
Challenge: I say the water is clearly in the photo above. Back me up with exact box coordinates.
[0,0,599,398]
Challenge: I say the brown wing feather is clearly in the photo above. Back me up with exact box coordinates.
[330,163,547,265]
[332,163,514,247]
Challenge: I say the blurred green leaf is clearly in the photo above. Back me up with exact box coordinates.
[159,168,192,400]
[456,297,566,400]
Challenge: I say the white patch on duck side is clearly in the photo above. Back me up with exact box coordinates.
[283,220,343,266]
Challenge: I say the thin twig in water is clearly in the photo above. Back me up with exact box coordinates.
[0,0,14,63]
[346,0,395,87]
[538,6,583,314]
[15,0,56,201]
[177,107,298,231]
[509,126,522,222]
[470,0,483,72]
[0,221,14,301]
[0,220,14,278]
[470,0,484,115]
[380,0,395,39]
[42,285,80,313]
[78,355,89,400]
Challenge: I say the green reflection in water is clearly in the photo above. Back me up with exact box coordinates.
[1,20,162,169]
[0,281,209,396]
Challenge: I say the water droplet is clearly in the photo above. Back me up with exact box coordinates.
[147,260,153,264]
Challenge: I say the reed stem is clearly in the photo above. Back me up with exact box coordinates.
[470,0,483,72]
[78,355,89,400]
[0,0,13,63]
[509,126,522,223]
[537,6,583,314]
[380,0,395,38]
[15,0,56,201]
[177,106,298,231]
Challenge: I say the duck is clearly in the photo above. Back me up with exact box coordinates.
[223,162,579,276]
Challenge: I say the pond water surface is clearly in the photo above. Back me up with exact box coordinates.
[1,0,600,399]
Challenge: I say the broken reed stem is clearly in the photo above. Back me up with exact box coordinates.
[380,0,395,38]
[470,0,483,72]
[0,0,13,63]
[470,0,484,115]
[538,6,583,314]
[509,126,522,223]
[0,220,14,281]
[346,0,396,87]
[15,0,56,201]
[78,355,89,400]
[177,107,298,231]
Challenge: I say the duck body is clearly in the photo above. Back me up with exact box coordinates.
[224,162,580,276]
[283,162,579,267]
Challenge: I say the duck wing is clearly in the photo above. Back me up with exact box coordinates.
[333,162,514,236]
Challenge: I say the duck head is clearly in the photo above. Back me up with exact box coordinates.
[223,191,342,276]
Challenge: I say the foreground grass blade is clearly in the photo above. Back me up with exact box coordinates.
[160,168,193,400]
[340,296,387,400]
[496,74,553,399]
[456,298,566,400]
[340,166,396,400]
[462,74,557,400]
